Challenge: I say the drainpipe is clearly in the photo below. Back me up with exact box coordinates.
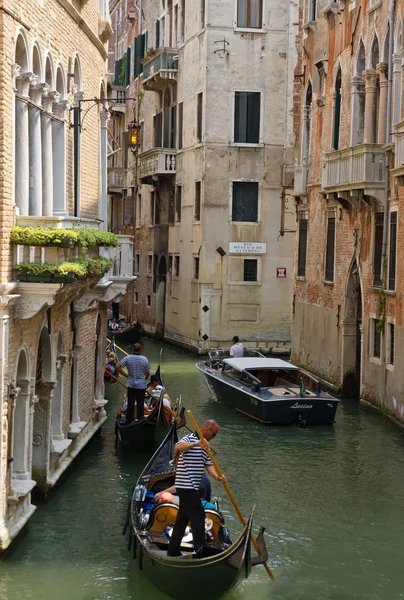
[380,0,395,282]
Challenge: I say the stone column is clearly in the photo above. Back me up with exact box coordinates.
[28,82,46,216]
[70,345,82,424]
[52,99,69,216]
[377,63,388,144]
[99,107,109,230]
[41,91,57,216]
[350,75,365,145]
[393,54,402,125]
[363,70,378,144]
[52,354,67,440]
[73,90,84,218]
[14,71,33,216]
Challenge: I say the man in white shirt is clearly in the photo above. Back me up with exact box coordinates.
[230,336,244,358]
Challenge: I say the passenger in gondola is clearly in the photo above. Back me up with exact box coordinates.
[104,352,117,379]
[110,319,119,331]
[166,420,226,558]
[199,484,215,510]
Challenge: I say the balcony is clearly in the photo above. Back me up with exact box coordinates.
[108,168,128,193]
[292,163,309,200]
[322,144,385,207]
[142,48,178,92]
[138,148,176,183]
[108,86,126,114]
[392,121,404,185]
[99,1,113,43]
[12,216,131,318]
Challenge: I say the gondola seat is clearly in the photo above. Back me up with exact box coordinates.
[147,502,179,534]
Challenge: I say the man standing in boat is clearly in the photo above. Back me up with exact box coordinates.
[116,343,151,422]
[230,336,244,358]
[167,420,226,558]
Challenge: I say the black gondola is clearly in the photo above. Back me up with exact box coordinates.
[107,321,142,343]
[126,425,268,600]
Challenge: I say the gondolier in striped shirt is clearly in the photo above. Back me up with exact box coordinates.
[167,420,226,558]
[116,343,151,422]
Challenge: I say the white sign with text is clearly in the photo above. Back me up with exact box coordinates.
[229,242,267,254]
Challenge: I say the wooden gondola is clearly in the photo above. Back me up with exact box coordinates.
[125,425,268,600]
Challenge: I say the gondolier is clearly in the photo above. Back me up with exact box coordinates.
[167,420,226,557]
[116,343,151,422]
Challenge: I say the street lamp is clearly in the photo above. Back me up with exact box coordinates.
[129,122,140,152]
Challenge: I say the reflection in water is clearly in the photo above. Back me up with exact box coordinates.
[1,341,404,599]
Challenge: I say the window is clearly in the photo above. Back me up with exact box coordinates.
[135,253,140,273]
[150,191,155,224]
[154,112,163,147]
[181,0,185,41]
[136,194,142,228]
[147,254,152,274]
[197,92,203,143]
[146,295,151,307]
[153,254,158,293]
[195,181,201,221]
[194,256,200,280]
[309,0,317,21]
[155,19,160,48]
[232,181,259,222]
[388,323,395,365]
[325,215,335,282]
[372,319,381,359]
[134,292,139,303]
[174,255,180,277]
[373,213,383,287]
[298,217,308,277]
[388,211,397,291]
[168,188,175,224]
[201,0,206,27]
[168,255,173,274]
[234,92,260,144]
[178,102,183,150]
[175,185,182,222]
[244,259,257,282]
[174,5,178,46]
[237,0,263,29]
[332,70,342,150]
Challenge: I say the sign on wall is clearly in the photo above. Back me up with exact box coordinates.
[276,268,287,278]
[228,242,267,254]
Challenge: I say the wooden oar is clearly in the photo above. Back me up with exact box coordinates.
[107,339,130,357]
[183,423,217,455]
[106,371,127,389]
[187,410,275,582]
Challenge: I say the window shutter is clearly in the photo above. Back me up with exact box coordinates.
[388,212,397,290]
[373,213,384,286]
[156,19,160,48]
[247,92,260,143]
[125,46,131,87]
[139,33,146,74]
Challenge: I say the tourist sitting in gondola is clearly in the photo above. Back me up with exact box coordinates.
[104,351,117,381]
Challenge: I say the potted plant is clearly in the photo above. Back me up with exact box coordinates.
[14,262,56,282]
[55,261,88,282]
[10,226,79,247]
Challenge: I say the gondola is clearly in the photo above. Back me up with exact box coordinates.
[124,425,268,600]
[107,313,142,343]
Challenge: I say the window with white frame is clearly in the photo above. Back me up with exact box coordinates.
[232,181,259,222]
[244,258,257,281]
[237,0,263,29]
[234,92,261,144]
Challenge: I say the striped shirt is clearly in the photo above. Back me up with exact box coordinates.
[119,354,151,389]
[175,433,212,491]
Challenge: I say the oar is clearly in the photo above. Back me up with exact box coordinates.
[183,423,217,455]
[106,371,128,389]
[187,410,275,582]
[107,339,130,357]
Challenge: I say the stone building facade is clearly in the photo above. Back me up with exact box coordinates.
[292,0,404,422]
[108,0,302,352]
[0,0,132,552]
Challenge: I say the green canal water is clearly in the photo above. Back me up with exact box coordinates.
[1,339,404,599]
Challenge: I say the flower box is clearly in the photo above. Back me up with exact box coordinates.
[52,273,76,283]
[23,273,53,283]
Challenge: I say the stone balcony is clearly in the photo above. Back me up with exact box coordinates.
[108,167,128,193]
[292,163,309,200]
[322,144,385,208]
[392,120,404,185]
[108,86,126,114]
[142,48,178,92]
[138,148,176,183]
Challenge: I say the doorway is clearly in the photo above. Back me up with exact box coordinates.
[341,262,363,397]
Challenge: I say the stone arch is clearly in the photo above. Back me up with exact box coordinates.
[44,53,54,89]
[15,29,30,72]
[393,19,403,124]
[73,53,83,92]
[35,325,53,383]
[12,347,31,479]
[341,258,363,397]
[32,41,43,81]
[56,64,66,100]
[52,329,66,440]
[370,34,380,70]
[356,39,366,75]
[383,25,390,64]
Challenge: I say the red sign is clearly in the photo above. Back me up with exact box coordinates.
[277,268,287,278]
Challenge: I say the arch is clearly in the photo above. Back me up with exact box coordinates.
[99,79,106,100]
[36,325,53,383]
[394,16,403,55]
[32,41,43,81]
[356,39,365,76]
[56,65,66,99]
[332,67,342,150]
[370,34,380,70]
[158,255,167,276]
[12,347,31,479]
[15,29,30,71]
[73,53,82,92]
[52,329,66,440]
[44,53,54,89]
[341,259,363,397]
[383,25,390,64]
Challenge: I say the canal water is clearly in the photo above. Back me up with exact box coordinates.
[1,339,404,600]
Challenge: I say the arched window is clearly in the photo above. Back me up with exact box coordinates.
[12,348,31,480]
[14,33,30,216]
[393,24,403,125]
[332,69,342,150]
[302,83,312,162]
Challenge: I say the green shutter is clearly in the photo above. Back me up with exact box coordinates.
[134,36,142,79]
[125,46,131,87]
[140,33,146,74]
[123,131,128,169]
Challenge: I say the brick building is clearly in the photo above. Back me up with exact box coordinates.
[108,0,302,353]
[292,0,404,421]
[0,0,133,552]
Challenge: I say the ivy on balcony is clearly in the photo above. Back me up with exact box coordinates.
[14,257,114,282]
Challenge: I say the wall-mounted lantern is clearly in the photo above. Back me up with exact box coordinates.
[129,122,140,152]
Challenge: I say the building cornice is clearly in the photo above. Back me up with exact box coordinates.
[56,0,108,60]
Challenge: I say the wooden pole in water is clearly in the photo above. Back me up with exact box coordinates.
[187,410,275,581]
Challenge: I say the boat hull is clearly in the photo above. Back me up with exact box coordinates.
[107,324,142,343]
[197,364,338,426]
[116,402,170,451]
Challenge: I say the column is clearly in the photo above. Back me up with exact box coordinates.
[14,72,32,216]
[70,345,82,425]
[73,91,84,218]
[41,91,57,216]
[52,99,69,216]
[99,107,109,230]
[377,63,388,144]
[350,75,365,145]
[28,81,45,216]
[363,70,378,144]
[393,54,402,125]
